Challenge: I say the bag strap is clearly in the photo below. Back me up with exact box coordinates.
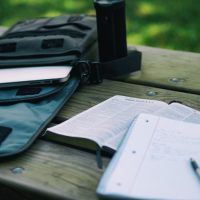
[73,49,142,84]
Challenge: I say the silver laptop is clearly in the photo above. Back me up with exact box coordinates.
[0,66,72,88]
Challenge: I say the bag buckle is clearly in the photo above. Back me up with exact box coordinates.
[74,60,103,84]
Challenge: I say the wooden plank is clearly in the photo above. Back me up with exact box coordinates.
[57,79,200,120]
[0,140,109,200]
[117,45,200,94]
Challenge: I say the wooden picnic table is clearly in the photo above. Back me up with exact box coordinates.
[0,27,200,200]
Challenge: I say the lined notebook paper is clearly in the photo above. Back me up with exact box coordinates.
[97,113,200,200]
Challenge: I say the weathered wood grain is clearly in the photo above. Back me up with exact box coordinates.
[57,79,200,120]
[0,140,109,200]
[117,45,200,94]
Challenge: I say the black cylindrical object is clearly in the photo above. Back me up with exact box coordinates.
[94,0,127,62]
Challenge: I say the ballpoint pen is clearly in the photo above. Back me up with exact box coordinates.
[190,158,200,180]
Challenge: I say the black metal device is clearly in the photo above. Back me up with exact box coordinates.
[94,0,127,62]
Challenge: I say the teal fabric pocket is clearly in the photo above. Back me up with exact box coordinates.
[0,77,79,158]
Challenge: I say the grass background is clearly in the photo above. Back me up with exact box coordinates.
[0,0,199,52]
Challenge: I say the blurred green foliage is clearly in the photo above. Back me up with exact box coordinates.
[0,0,199,52]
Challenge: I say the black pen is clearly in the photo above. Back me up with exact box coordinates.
[190,158,200,179]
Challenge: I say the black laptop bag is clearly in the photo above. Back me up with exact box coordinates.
[0,15,98,158]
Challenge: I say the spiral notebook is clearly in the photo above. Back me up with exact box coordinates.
[97,113,200,200]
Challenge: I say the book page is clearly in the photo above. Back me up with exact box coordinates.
[155,102,200,123]
[47,95,167,150]
[98,114,200,200]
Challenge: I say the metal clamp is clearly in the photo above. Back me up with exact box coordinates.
[73,60,103,84]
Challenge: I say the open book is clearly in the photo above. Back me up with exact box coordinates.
[97,113,200,200]
[46,95,200,152]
